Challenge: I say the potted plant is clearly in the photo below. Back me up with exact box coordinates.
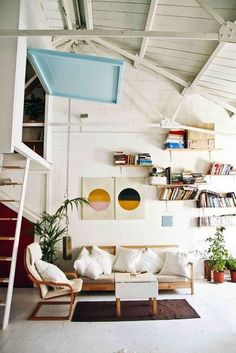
[226,257,236,282]
[206,226,229,283]
[35,197,90,263]
[24,93,45,121]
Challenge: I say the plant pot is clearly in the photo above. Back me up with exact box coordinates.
[213,271,224,283]
[230,270,236,282]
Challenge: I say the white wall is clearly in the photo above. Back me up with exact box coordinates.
[48,57,236,272]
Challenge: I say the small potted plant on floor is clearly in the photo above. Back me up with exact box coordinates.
[226,257,236,282]
[24,93,45,122]
[206,226,229,283]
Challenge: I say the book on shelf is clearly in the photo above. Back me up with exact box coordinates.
[197,214,236,227]
[113,151,152,166]
[209,162,233,175]
[197,190,236,208]
[159,185,199,201]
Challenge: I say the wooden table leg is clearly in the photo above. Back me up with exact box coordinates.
[152,298,157,316]
[116,298,121,317]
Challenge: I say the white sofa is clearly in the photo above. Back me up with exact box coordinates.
[74,245,194,295]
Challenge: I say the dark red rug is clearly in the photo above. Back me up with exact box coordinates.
[71,299,200,322]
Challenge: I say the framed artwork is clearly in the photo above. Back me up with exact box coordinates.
[115,177,145,220]
[82,177,114,220]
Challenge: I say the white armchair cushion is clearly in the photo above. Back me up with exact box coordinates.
[136,248,164,273]
[35,260,71,288]
[113,246,142,273]
[91,246,115,275]
[158,251,190,277]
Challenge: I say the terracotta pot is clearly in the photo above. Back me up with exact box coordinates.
[230,270,236,282]
[213,271,224,283]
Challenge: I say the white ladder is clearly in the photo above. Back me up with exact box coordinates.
[0,158,30,329]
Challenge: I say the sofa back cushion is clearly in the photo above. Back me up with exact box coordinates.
[91,246,116,274]
[136,248,164,273]
[113,246,142,273]
[159,251,191,277]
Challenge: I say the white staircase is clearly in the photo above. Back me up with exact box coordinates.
[0,157,30,329]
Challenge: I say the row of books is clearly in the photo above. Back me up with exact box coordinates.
[196,191,236,208]
[197,214,236,227]
[159,186,199,201]
[113,152,152,165]
[164,129,186,149]
[209,162,234,175]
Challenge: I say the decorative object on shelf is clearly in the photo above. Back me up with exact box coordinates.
[208,162,233,175]
[226,257,236,282]
[187,123,215,149]
[206,226,229,283]
[113,151,153,166]
[24,93,45,121]
[148,166,167,185]
[164,129,186,149]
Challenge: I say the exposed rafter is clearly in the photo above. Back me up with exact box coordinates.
[195,0,225,26]
[61,0,74,30]
[137,0,159,61]
[92,38,189,87]
[83,0,93,30]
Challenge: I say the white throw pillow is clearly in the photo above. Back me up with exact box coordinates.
[113,247,142,273]
[90,246,115,275]
[136,248,164,273]
[159,251,190,277]
[74,255,103,280]
[77,246,90,259]
[35,260,71,288]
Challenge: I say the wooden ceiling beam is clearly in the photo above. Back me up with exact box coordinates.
[137,0,159,61]
[0,29,219,41]
[92,38,189,87]
[195,0,225,26]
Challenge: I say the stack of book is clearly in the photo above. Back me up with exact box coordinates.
[137,153,153,166]
[113,151,128,165]
[182,170,206,184]
[165,129,186,149]
[209,162,233,175]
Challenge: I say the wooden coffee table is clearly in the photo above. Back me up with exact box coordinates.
[115,273,158,317]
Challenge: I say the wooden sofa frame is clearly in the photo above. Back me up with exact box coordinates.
[81,245,194,295]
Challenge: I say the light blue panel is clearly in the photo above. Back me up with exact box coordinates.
[27,48,124,104]
[162,215,173,227]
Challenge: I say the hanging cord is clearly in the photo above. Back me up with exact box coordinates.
[64,98,71,236]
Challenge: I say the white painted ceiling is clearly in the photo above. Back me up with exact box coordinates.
[40,0,236,118]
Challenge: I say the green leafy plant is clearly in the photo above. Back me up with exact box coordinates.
[24,93,45,120]
[34,197,90,263]
[206,226,229,272]
[227,257,236,271]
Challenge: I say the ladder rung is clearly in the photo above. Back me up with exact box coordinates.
[0,257,12,261]
[0,183,23,186]
[0,277,9,283]
[0,237,15,240]
[0,166,25,169]
[0,218,17,221]
[0,301,6,307]
[0,200,19,202]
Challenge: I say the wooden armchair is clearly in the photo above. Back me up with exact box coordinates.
[24,242,82,320]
